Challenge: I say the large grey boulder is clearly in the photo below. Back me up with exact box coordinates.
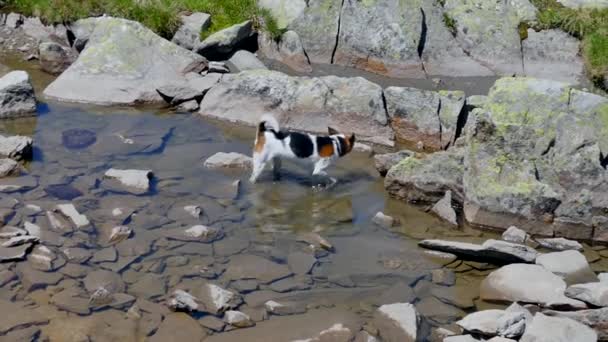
[420,2,494,77]
[535,250,598,284]
[171,12,210,51]
[385,87,465,149]
[0,71,36,119]
[39,42,76,75]
[523,29,584,84]
[195,21,253,60]
[199,70,394,146]
[443,0,535,76]
[44,17,207,105]
[480,264,586,309]
[333,0,424,78]
[288,0,341,64]
[464,78,608,239]
[277,30,312,73]
[68,16,105,52]
[384,149,464,203]
[520,313,596,342]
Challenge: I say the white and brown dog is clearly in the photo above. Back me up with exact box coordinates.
[249,114,356,184]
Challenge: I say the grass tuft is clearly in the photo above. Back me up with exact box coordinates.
[2,0,283,40]
[530,0,608,89]
[443,12,457,37]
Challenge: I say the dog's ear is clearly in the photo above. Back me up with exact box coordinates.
[328,127,339,136]
[349,133,356,144]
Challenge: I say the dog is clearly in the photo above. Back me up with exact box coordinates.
[249,114,356,184]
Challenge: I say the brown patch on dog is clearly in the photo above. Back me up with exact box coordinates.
[254,132,265,153]
[318,142,334,157]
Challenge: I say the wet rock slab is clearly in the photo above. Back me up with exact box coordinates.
[224,254,292,284]
[419,239,539,264]
[0,300,48,335]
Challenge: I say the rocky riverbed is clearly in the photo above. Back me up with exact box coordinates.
[1,1,608,340]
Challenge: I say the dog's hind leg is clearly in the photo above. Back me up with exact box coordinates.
[272,157,282,181]
[250,152,269,183]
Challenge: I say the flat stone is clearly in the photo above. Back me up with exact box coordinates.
[223,310,254,328]
[431,286,476,309]
[51,286,91,315]
[0,300,48,335]
[224,254,292,284]
[103,168,153,194]
[149,313,208,342]
[91,247,117,263]
[416,296,465,325]
[16,264,63,291]
[287,251,317,275]
[0,270,17,286]
[523,29,584,84]
[130,273,166,299]
[165,225,224,243]
[481,264,586,309]
[204,152,252,169]
[419,239,538,264]
[83,269,126,293]
[0,175,37,192]
[1,235,38,247]
[0,243,32,262]
[520,313,596,342]
[536,238,583,251]
[199,315,226,332]
[264,300,306,316]
[62,247,92,263]
[56,203,90,228]
[373,303,419,342]
[431,269,456,286]
[108,225,132,244]
[536,250,598,284]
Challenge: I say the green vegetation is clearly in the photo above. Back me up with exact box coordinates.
[442,13,456,37]
[2,0,282,40]
[530,0,608,89]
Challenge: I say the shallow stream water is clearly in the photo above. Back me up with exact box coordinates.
[3,57,607,341]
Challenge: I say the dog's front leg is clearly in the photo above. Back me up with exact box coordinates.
[272,157,282,181]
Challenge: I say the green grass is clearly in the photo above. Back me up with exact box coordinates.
[442,12,456,37]
[2,0,282,40]
[530,0,608,89]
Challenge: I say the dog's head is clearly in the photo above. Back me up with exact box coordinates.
[328,127,356,156]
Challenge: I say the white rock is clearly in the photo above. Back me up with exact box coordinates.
[536,237,583,251]
[56,203,89,228]
[226,50,267,73]
[199,283,240,315]
[46,210,70,232]
[203,152,252,169]
[536,250,598,284]
[1,235,39,247]
[168,289,199,312]
[481,264,587,309]
[566,282,608,307]
[184,205,201,218]
[108,226,131,244]
[223,310,254,328]
[456,309,504,335]
[372,212,397,228]
[373,303,418,342]
[502,226,528,244]
[520,313,596,342]
[104,168,153,191]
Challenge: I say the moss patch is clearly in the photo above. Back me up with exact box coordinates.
[2,0,282,40]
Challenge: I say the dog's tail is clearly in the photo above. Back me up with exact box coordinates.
[259,114,280,134]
